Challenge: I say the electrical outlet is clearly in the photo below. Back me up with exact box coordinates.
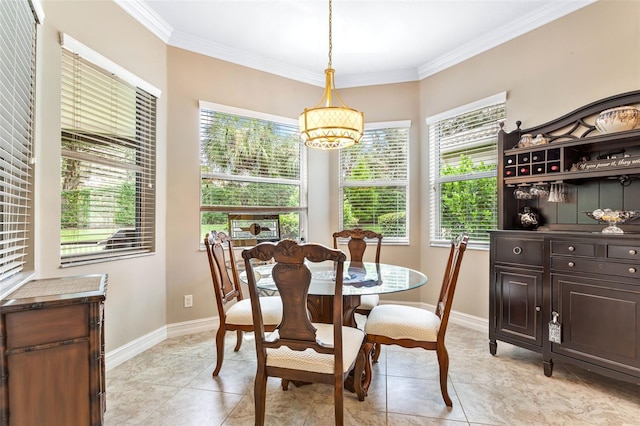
[184,294,193,308]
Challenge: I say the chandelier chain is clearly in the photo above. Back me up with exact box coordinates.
[328,0,332,69]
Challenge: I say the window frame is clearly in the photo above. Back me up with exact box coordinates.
[198,101,308,247]
[0,0,43,296]
[338,120,411,245]
[59,34,159,266]
[427,92,506,249]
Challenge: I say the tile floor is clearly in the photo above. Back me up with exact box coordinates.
[105,323,640,425]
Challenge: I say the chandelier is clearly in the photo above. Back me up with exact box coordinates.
[299,0,364,150]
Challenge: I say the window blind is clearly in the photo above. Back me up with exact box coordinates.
[60,48,157,265]
[199,103,307,242]
[339,122,410,243]
[429,95,505,247]
[0,0,38,283]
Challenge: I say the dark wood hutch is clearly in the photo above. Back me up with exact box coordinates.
[489,90,640,384]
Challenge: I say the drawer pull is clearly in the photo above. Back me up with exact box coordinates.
[629,267,637,274]
[629,249,637,255]
[513,247,522,255]
[535,306,541,312]
[568,261,575,267]
[568,246,575,252]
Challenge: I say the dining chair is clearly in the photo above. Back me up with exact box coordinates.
[242,239,366,425]
[359,233,468,407]
[204,231,282,377]
[332,228,383,316]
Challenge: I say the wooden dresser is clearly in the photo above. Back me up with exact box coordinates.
[490,91,640,384]
[0,275,107,426]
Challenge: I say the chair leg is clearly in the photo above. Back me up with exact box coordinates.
[334,378,344,426]
[436,345,452,407]
[212,326,226,377]
[254,367,267,426]
[234,330,243,351]
[353,345,367,401]
[372,342,381,363]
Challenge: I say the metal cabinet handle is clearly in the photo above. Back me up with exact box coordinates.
[535,306,541,312]
[629,249,637,255]
[568,261,575,267]
[629,267,637,273]
[513,247,522,255]
[568,246,575,252]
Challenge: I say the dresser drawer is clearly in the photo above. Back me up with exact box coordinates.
[5,304,89,349]
[551,257,640,280]
[494,237,543,266]
[607,245,640,260]
[551,241,595,257]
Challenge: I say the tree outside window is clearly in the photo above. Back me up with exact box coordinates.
[339,123,410,243]
[429,94,505,247]
[199,103,306,245]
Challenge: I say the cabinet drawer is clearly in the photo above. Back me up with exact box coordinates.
[6,304,89,349]
[494,237,543,266]
[551,241,595,257]
[551,257,640,280]
[607,245,640,260]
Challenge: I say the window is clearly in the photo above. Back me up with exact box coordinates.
[199,102,307,246]
[0,0,41,288]
[428,93,506,247]
[339,121,410,243]
[60,35,159,266]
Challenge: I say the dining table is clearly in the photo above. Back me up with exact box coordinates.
[240,259,428,400]
[242,260,428,327]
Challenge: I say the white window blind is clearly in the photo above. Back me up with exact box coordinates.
[60,48,157,265]
[199,102,307,244]
[339,121,410,243]
[428,93,505,247]
[0,0,39,284]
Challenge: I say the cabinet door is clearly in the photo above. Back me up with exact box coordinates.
[551,274,640,376]
[8,342,90,426]
[494,266,543,347]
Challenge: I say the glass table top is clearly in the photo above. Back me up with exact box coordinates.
[241,261,427,296]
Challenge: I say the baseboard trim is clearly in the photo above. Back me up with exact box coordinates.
[105,327,166,371]
[105,306,487,371]
[105,316,220,371]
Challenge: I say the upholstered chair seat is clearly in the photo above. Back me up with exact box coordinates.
[266,323,364,374]
[365,304,440,341]
[225,296,282,326]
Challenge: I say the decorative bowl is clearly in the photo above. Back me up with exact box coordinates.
[584,209,640,233]
[595,106,640,134]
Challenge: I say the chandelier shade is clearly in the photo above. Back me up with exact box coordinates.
[299,0,364,150]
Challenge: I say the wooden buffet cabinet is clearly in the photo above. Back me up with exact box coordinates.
[489,91,640,384]
[0,275,107,425]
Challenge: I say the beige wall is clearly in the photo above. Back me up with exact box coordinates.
[419,0,640,318]
[37,0,168,351]
[30,0,640,352]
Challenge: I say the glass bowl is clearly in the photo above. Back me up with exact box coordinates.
[584,209,640,234]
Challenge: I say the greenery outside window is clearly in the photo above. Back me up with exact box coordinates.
[428,93,506,248]
[60,35,159,266]
[0,0,41,289]
[339,121,410,243]
[199,102,307,246]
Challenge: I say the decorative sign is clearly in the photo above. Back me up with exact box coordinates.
[578,155,640,171]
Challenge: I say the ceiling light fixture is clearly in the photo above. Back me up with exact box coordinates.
[299,0,364,150]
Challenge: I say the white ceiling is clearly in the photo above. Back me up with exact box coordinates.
[115,0,595,88]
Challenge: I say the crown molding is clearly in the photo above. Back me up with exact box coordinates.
[113,0,173,43]
[168,30,324,87]
[118,0,595,88]
[417,0,596,79]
